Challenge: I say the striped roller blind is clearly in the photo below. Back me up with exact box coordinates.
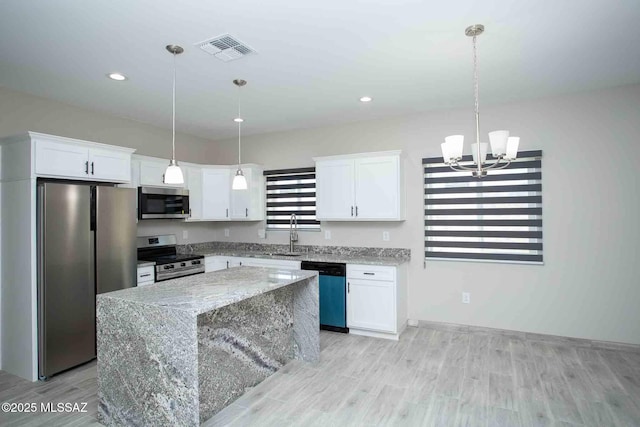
[423,150,543,264]
[264,167,321,230]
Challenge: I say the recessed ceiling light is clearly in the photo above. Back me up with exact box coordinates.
[360,96,373,103]
[108,73,127,81]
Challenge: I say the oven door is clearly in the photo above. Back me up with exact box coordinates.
[138,187,190,219]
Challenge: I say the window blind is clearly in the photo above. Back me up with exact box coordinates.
[423,150,543,263]
[264,167,320,231]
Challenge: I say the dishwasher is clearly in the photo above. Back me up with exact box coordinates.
[301,261,348,333]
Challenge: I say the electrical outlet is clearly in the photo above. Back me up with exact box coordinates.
[258,229,266,239]
[325,230,331,240]
[462,292,471,304]
[407,319,419,327]
[382,231,390,241]
[182,230,188,240]
[224,228,230,237]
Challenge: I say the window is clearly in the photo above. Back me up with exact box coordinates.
[423,150,543,263]
[264,167,321,231]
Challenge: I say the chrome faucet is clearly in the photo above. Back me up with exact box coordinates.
[289,213,298,253]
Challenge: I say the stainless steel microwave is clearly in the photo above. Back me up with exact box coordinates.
[138,187,190,220]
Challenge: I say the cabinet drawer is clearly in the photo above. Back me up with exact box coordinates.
[347,264,395,281]
[137,266,154,284]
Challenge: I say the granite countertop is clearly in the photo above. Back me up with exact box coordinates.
[192,250,407,266]
[98,266,317,316]
[137,260,155,267]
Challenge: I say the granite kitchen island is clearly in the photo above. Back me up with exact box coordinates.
[96,266,319,426]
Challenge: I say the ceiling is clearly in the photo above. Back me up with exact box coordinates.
[1,0,638,140]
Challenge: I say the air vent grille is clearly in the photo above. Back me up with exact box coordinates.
[196,34,256,62]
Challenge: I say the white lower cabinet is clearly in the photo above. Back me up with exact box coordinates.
[237,257,301,270]
[205,256,229,272]
[137,266,155,286]
[204,255,301,272]
[346,264,407,340]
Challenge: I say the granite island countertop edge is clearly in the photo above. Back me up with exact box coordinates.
[97,267,318,316]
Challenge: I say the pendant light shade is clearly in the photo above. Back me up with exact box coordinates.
[232,169,248,190]
[165,159,184,184]
[232,79,248,191]
[164,44,184,185]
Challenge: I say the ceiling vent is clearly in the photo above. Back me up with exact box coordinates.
[196,34,256,62]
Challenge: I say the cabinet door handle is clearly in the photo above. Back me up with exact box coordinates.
[162,174,165,183]
[140,273,151,278]
[348,282,350,293]
[189,208,192,217]
[226,261,229,268]
[351,206,354,217]
[91,162,95,175]
[85,161,89,174]
[246,208,248,217]
[355,206,358,217]
[364,272,375,276]
[226,208,229,217]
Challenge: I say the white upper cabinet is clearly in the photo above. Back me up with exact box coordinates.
[138,158,184,188]
[33,135,133,183]
[186,166,203,220]
[229,165,264,221]
[202,167,231,220]
[315,159,355,220]
[315,151,404,221]
[354,155,401,219]
[88,148,131,182]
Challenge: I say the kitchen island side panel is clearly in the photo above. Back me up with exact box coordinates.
[197,275,319,422]
[97,297,199,427]
[197,285,295,422]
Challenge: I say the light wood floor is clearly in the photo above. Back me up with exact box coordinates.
[1,325,639,426]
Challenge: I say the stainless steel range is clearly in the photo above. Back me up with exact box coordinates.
[137,235,204,282]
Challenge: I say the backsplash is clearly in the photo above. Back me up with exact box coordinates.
[178,241,410,260]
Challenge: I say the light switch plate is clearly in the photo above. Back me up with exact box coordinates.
[462,292,471,304]
[224,228,230,237]
[325,230,331,240]
[258,229,266,239]
[382,231,390,241]
[182,230,188,240]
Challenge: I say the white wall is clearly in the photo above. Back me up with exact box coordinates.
[206,84,640,345]
[0,86,212,163]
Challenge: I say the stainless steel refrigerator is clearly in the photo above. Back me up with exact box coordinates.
[37,181,136,379]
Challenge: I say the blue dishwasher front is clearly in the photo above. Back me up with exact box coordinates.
[301,261,348,333]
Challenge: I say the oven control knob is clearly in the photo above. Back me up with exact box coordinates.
[193,260,201,265]
[181,263,186,267]
[164,265,174,270]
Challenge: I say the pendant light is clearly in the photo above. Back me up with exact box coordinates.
[440,25,520,178]
[163,44,185,185]
[232,79,248,190]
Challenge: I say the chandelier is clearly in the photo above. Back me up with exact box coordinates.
[441,24,520,178]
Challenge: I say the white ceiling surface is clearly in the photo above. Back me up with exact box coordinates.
[1,0,639,140]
